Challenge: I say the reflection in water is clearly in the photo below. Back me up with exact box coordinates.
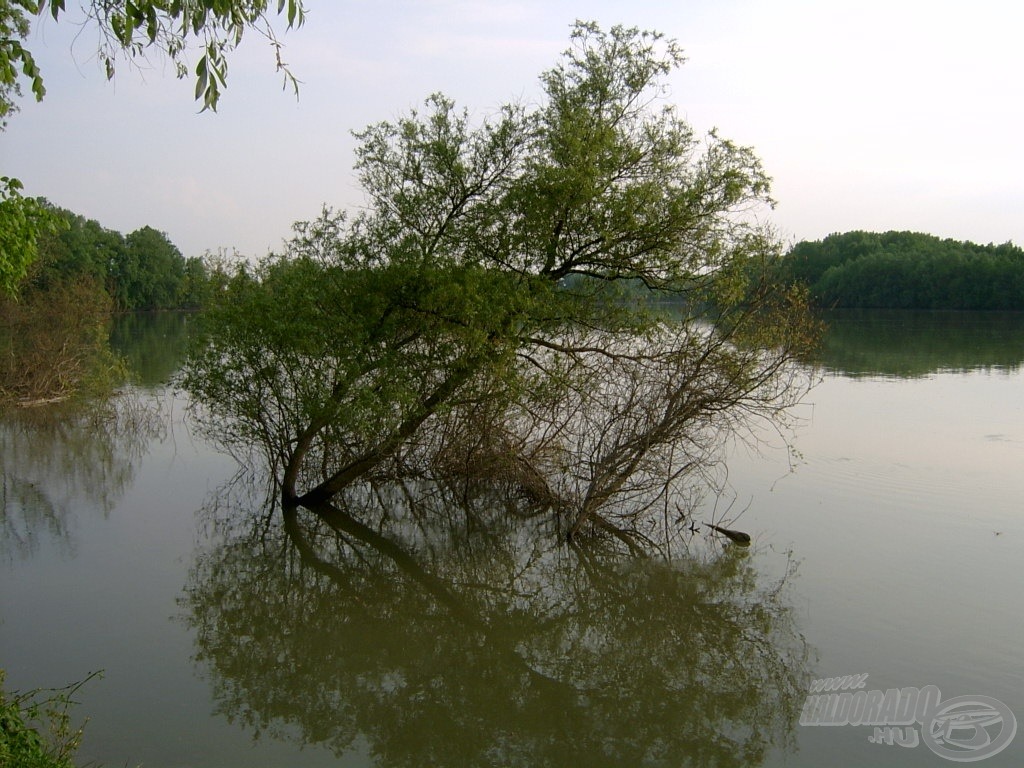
[0,393,166,561]
[109,311,194,387]
[1,312,190,561]
[814,309,1024,377]
[182,474,811,767]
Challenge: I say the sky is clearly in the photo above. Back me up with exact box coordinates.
[3,0,1023,259]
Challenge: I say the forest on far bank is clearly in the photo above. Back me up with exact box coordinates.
[0,204,222,407]
[773,231,1024,310]
[26,205,216,311]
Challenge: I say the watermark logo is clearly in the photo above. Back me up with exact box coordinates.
[800,674,1016,762]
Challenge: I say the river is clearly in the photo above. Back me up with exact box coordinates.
[1,309,1022,766]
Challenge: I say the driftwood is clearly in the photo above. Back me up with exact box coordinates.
[704,523,752,546]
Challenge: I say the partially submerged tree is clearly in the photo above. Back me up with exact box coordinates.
[184,22,818,540]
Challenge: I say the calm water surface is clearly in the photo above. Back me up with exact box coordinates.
[1,310,1022,767]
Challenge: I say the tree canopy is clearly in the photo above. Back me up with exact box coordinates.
[773,230,1024,310]
[25,206,210,309]
[0,177,57,295]
[184,22,817,543]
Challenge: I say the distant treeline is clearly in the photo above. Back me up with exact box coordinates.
[31,206,215,310]
[772,231,1024,310]
[2,206,220,404]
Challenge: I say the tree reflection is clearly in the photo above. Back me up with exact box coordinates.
[109,311,194,387]
[0,393,165,560]
[182,473,811,767]
[814,309,1024,377]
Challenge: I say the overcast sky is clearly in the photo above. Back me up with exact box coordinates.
[4,1,1023,259]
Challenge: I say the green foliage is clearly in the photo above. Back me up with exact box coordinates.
[0,669,100,768]
[119,225,187,309]
[31,208,123,290]
[187,249,544,482]
[185,22,817,534]
[179,254,212,308]
[0,2,45,128]
[6,199,209,309]
[1,0,306,116]
[775,230,1024,309]
[29,206,209,309]
[0,206,161,408]
[0,178,61,297]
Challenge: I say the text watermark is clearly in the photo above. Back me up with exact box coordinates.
[801,674,1016,762]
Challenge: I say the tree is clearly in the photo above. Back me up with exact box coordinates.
[30,208,124,289]
[0,176,58,295]
[775,230,1024,309]
[26,207,199,308]
[0,205,203,407]
[118,225,186,309]
[184,23,817,540]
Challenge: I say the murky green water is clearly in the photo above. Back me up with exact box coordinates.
[2,310,1022,766]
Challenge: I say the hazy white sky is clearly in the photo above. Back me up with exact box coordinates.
[4,1,1023,258]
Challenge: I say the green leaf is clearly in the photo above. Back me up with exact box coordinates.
[146,5,158,41]
[194,55,208,101]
